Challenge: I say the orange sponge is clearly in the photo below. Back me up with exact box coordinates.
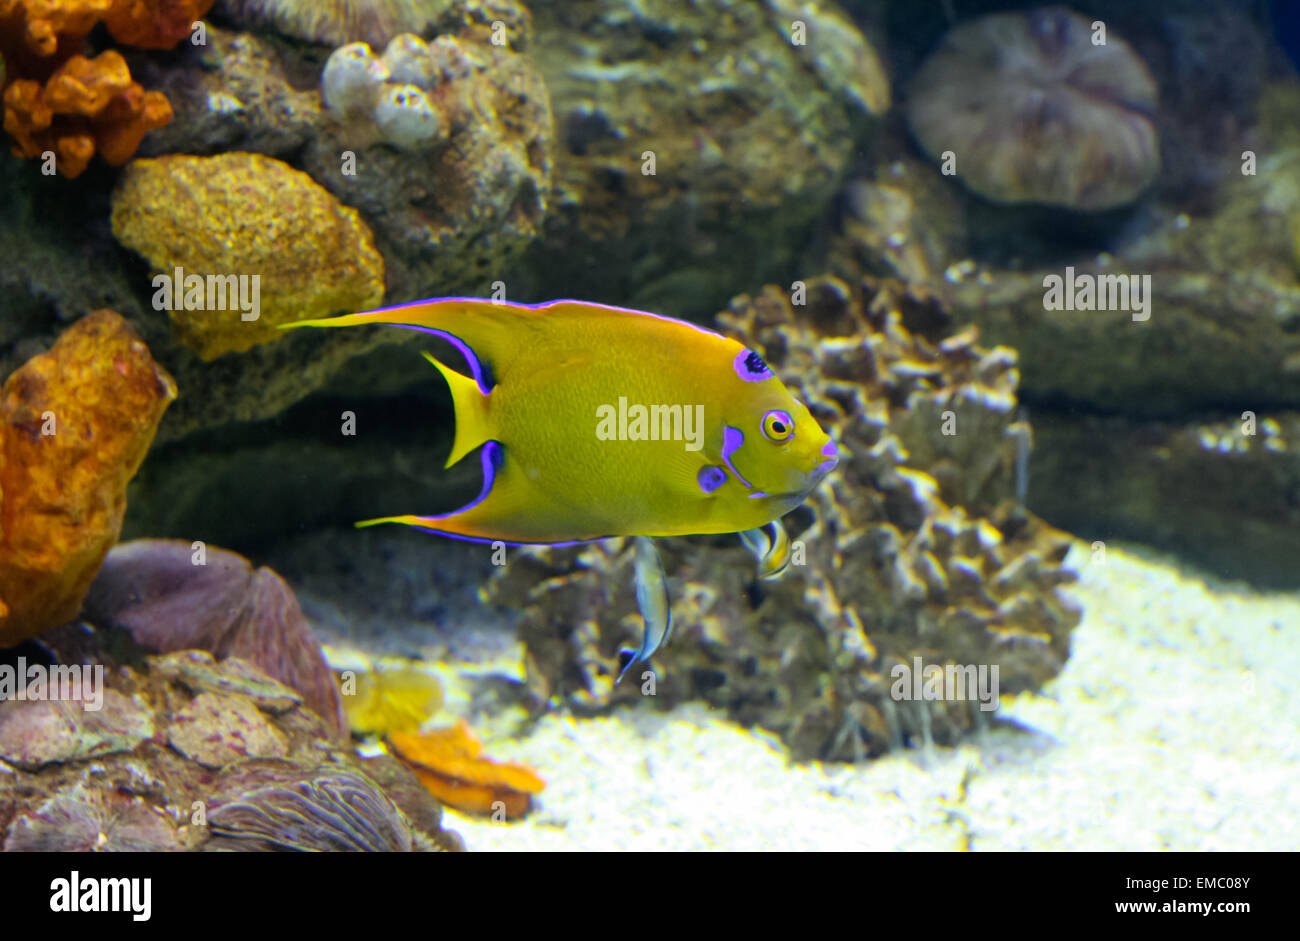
[0,0,202,177]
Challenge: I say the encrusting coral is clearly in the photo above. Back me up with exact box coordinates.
[487,276,1081,761]
[0,309,176,648]
[0,636,464,851]
[0,0,214,177]
[389,720,544,819]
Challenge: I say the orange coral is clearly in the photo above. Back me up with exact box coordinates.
[2,49,172,176]
[104,0,215,50]
[0,310,177,647]
[0,0,113,59]
[389,721,545,819]
[0,0,205,177]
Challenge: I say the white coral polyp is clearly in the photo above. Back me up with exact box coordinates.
[321,42,390,117]
[373,84,441,150]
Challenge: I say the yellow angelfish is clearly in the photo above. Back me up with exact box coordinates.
[283,297,839,679]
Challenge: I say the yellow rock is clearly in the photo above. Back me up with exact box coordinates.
[110,152,385,360]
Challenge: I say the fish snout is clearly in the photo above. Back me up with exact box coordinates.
[811,438,839,482]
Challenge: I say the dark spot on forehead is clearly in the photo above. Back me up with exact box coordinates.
[733,348,772,383]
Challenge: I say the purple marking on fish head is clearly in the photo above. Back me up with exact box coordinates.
[733,348,773,383]
[720,426,754,489]
[698,465,727,494]
[815,438,839,476]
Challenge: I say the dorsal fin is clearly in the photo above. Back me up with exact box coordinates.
[281,297,556,392]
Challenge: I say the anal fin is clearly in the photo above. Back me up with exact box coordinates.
[357,440,587,546]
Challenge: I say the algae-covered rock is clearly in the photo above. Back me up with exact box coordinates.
[150,650,304,712]
[0,310,176,647]
[522,0,888,312]
[936,261,1300,420]
[487,276,1080,760]
[4,781,185,852]
[0,690,156,771]
[1031,411,1300,587]
[134,26,325,161]
[168,691,290,768]
[110,152,386,360]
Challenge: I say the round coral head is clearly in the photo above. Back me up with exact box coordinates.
[906,6,1160,211]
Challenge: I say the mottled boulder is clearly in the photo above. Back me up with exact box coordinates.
[521,0,889,313]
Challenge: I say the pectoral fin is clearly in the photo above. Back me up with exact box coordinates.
[617,536,672,683]
[739,520,791,580]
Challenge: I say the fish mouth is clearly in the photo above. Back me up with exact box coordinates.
[744,442,840,503]
[804,443,840,488]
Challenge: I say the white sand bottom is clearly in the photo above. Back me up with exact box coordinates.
[447,543,1300,851]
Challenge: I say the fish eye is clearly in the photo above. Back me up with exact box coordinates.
[761,410,794,442]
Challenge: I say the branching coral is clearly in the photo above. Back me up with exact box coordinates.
[0,0,212,177]
[487,276,1082,761]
